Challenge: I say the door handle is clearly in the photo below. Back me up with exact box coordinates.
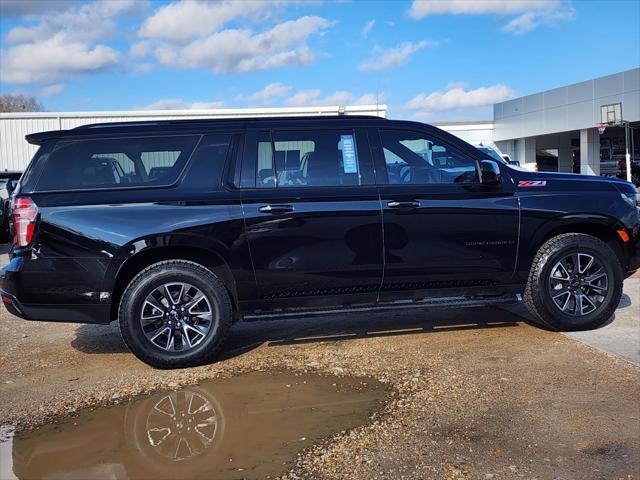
[258,204,294,214]
[387,200,420,209]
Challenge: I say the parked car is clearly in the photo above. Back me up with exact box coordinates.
[475,144,519,166]
[0,171,22,241]
[1,116,638,368]
[617,157,640,187]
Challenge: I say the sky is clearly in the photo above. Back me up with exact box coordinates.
[0,0,638,121]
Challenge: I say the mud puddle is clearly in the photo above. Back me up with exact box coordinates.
[1,371,385,480]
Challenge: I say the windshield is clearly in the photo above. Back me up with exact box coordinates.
[476,146,506,163]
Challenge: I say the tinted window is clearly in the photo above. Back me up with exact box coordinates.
[477,146,506,163]
[181,133,232,190]
[255,130,361,188]
[380,130,478,185]
[36,135,200,191]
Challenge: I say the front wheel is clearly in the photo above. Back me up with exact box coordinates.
[119,260,232,368]
[524,233,623,331]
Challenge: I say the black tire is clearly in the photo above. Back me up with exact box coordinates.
[524,233,623,331]
[119,260,232,369]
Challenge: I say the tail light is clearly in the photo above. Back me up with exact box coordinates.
[12,197,38,247]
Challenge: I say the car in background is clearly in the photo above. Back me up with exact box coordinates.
[617,153,640,187]
[475,144,520,167]
[0,171,22,241]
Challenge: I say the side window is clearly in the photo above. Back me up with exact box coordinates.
[36,135,200,191]
[255,130,361,188]
[183,133,232,190]
[380,130,478,185]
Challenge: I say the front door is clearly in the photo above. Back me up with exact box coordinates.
[369,127,520,300]
[240,128,383,307]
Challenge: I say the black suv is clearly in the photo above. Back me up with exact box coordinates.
[1,116,638,368]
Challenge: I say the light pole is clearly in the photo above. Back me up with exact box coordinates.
[622,121,631,183]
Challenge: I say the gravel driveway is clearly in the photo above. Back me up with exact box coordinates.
[1,275,639,479]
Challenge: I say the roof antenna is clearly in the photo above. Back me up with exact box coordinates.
[338,106,346,115]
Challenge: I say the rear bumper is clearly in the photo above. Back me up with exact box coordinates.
[0,256,111,324]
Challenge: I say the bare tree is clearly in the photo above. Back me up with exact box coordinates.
[0,94,44,112]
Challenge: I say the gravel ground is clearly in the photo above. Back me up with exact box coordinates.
[1,288,639,479]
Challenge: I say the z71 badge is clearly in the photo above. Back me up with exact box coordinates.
[518,180,547,187]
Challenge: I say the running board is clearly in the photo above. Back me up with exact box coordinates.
[242,293,522,322]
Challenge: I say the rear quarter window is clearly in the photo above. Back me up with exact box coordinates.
[35,135,200,191]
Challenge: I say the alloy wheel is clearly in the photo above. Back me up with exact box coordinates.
[140,282,217,351]
[548,252,609,316]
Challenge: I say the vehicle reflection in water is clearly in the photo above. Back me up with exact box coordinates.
[9,372,384,480]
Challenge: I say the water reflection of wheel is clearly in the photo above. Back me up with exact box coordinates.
[123,386,226,477]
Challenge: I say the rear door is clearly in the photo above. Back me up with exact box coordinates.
[240,127,383,307]
[369,127,520,300]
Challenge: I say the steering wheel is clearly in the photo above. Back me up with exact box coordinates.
[402,166,440,184]
[112,161,126,181]
[400,166,413,184]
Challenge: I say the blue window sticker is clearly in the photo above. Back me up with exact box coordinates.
[340,135,358,174]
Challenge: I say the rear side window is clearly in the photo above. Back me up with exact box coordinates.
[256,130,361,188]
[36,135,200,191]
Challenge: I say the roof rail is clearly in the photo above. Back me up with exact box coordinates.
[72,115,387,130]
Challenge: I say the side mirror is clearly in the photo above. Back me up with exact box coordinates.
[6,179,18,196]
[509,160,521,167]
[480,160,501,184]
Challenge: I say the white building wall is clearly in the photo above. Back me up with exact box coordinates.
[580,128,600,176]
[434,121,493,146]
[0,105,387,171]
[494,68,640,142]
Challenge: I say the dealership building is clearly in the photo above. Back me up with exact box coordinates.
[1,67,638,176]
[435,67,640,176]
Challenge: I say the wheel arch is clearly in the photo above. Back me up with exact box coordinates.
[527,215,627,269]
[108,245,238,323]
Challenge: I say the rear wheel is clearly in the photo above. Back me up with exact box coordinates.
[524,233,623,331]
[119,260,232,368]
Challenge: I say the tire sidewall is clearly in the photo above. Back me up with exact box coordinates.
[120,265,228,367]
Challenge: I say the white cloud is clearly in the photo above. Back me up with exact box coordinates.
[359,40,435,71]
[235,82,292,105]
[129,41,152,59]
[502,5,575,35]
[446,81,468,90]
[0,33,120,84]
[1,0,144,84]
[285,89,384,107]
[6,0,146,44]
[284,89,322,107]
[0,0,77,18]
[409,0,574,34]
[40,83,65,97]
[136,98,225,110]
[154,16,332,74]
[405,84,514,112]
[409,0,554,17]
[139,0,294,44]
[361,19,375,38]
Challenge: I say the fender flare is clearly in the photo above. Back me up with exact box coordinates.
[103,232,239,310]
